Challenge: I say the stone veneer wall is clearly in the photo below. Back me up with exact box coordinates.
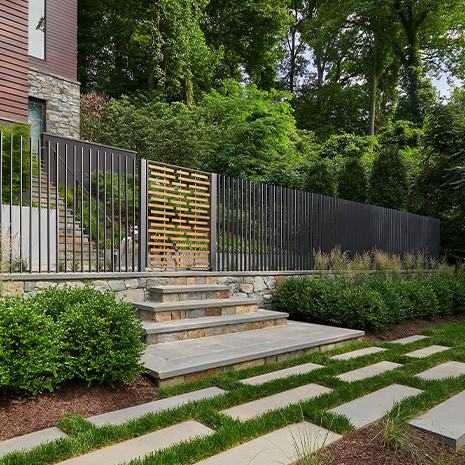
[1,273,320,307]
[29,69,80,139]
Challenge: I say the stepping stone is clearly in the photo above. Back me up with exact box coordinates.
[330,384,422,429]
[241,362,323,386]
[222,384,331,421]
[88,387,225,426]
[337,362,403,383]
[405,345,450,359]
[195,422,341,465]
[390,335,429,345]
[0,427,67,458]
[410,390,465,450]
[416,361,465,381]
[57,421,212,465]
[331,346,386,361]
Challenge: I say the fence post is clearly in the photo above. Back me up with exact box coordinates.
[138,159,148,272]
[210,173,218,271]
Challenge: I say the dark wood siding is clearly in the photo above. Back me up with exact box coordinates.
[0,0,29,123]
[29,0,77,81]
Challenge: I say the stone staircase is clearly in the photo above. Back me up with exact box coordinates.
[132,283,363,386]
[30,170,98,270]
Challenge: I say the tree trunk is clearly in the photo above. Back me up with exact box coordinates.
[368,31,380,135]
[289,28,296,94]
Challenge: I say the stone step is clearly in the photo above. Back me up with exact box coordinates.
[221,383,331,421]
[330,346,387,361]
[329,384,423,429]
[241,362,324,386]
[336,361,402,383]
[415,361,465,381]
[410,390,465,450]
[405,345,451,359]
[390,335,429,345]
[0,427,67,459]
[88,387,225,427]
[195,422,341,465]
[56,421,213,465]
[142,310,288,344]
[149,284,232,303]
[133,297,260,322]
[143,321,364,386]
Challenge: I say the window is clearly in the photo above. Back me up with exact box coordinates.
[29,0,45,59]
[28,99,46,153]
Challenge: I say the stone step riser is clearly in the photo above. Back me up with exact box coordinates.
[145,318,287,344]
[137,303,259,322]
[149,289,231,303]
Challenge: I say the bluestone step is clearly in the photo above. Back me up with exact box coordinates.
[221,383,331,421]
[149,284,231,302]
[337,362,402,383]
[410,390,465,450]
[241,362,323,386]
[56,421,213,465]
[88,387,225,426]
[330,384,422,428]
[390,335,429,345]
[142,310,288,344]
[331,346,386,361]
[0,427,67,458]
[405,345,450,359]
[415,361,465,381]
[195,422,342,465]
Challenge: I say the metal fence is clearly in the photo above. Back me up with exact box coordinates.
[0,131,440,274]
[214,175,441,271]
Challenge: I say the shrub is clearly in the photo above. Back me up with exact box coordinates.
[304,159,336,196]
[336,157,368,203]
[0,298,65,394]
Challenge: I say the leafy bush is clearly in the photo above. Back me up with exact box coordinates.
[275,275,465,332]
[337,157,368,202]
[0,286,144,395]
[304,159,336,196]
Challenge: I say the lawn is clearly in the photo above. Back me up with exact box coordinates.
[3,319,465,465]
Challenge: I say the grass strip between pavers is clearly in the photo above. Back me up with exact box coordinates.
[3,320,465,465]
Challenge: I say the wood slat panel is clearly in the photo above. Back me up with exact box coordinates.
[147,164,211,270]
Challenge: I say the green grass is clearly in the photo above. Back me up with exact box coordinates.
[3,320,465,465]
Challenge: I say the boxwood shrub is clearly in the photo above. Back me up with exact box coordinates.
[274,275,465,331]
[0,286,144,395]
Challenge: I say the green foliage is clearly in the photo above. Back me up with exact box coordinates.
[369,147,409,209]
[0,286,144,394]
[377,120,423,149]
[337,157,368,202]
[318,133,379,163]
[304,159,336,196]
[275,275,465,331]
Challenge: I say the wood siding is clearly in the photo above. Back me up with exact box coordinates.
[29,0,77,81]
[0,0,29,123]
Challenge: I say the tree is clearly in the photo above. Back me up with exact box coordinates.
[337,157,368,202]
[304,159,336,196]
[369,147,408,209]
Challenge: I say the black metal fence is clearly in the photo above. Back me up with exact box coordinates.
[214,175,440,271]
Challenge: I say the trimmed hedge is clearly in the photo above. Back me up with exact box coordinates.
[0,286,144,395]
[274,275,465,332]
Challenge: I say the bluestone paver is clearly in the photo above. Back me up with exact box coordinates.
[405,345,450,359]
[241,362,323,386]
[410,390,465,450]
[416,361,465,381]
[195,422,341,465]
[330,346,386,361]
[88,387,225,426]
[390,335,429,345]
[330,384,422,428]
[57,421,213,465]
[221,383,331,421]
[0,427,67,458]
[337,362,402,383]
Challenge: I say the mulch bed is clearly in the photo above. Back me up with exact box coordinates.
[0,376,158,441]
[365,313,465,342]
[321,422,465,465]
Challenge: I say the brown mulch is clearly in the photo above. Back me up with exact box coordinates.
[0,376,158,440]
[321,423,465,465]
[365,313,465,342]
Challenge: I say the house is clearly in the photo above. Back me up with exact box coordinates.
[0,0,80,141]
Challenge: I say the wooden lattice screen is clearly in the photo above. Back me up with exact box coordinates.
[147,162,211,270]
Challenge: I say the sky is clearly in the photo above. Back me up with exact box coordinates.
[433,74,461,99]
